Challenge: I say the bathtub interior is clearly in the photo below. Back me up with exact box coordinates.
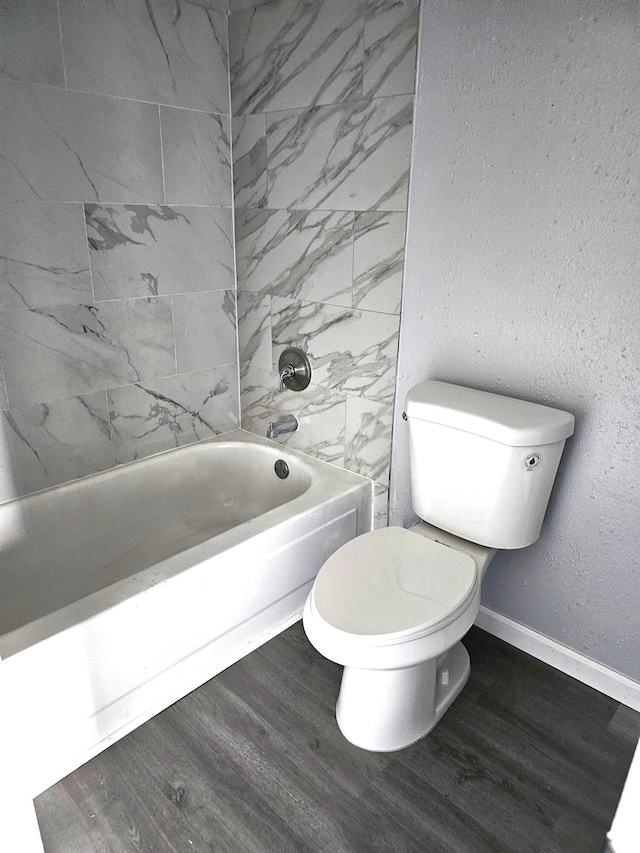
[0,433,315,637]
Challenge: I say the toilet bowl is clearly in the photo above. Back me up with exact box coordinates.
[302,380,575,752]
[303,523,495,751]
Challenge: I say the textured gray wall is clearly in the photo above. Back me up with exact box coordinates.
[390,0,639,679]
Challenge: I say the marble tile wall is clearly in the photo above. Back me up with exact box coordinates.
[0,0,238,502]
[230,0,418,526]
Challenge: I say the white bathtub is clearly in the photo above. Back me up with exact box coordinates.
[0,430,372,798]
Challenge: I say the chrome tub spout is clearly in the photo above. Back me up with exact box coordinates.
[267,414,299,439]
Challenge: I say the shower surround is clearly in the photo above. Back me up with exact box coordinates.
[0,0,419,516]
[0,0,237,502]
[231,0,418,524]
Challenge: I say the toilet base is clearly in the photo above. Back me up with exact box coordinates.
[335,642,470,752]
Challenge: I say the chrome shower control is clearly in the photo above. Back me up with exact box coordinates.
[278,347,311,392]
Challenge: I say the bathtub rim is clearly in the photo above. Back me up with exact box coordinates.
[0,429,372,658]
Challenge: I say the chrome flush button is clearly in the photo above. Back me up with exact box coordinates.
[523,453,542,470]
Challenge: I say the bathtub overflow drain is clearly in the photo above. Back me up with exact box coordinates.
[274,459,290,479]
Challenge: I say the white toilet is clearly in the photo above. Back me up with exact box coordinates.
[303,380,575,752]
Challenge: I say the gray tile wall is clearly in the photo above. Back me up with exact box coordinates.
[0,0,238,502]
[230,0,418,525]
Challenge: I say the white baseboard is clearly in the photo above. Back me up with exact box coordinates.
[474,605,640,713]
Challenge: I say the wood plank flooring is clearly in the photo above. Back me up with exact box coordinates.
[34,624,640,853]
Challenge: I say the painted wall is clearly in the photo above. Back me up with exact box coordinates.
[230,0,419,525]
[0,0,239,503]
[391,0,639,680]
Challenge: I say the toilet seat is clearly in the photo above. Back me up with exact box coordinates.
[310,526,478,647]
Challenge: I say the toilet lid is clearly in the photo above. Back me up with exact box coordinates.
[312,527,477,642]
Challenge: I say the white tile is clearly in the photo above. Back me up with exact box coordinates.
[86,204,234,300]
[108,365,239,464]
[0,81,163,203]
[1,392,113,500]
[1,202,92,310]
[344,395,392,485]
[352,211,406,314]
[266,96,413,212]
[60,0,230,113]
[0,298,176,408]
[271,296,400,405]
[229,0,363,114]
[364,0,419,98]
[237,290,272,374]
[235,208,354,305]
[161,107,232,206]
[241,365,346,466]
[373,483,389,529]
[172,290,237,373]
[232,115,267,209]
[0,0,65,87]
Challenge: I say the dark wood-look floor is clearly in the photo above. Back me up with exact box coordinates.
[35,624,639,853]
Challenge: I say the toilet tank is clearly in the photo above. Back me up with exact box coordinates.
[404,381,575,549]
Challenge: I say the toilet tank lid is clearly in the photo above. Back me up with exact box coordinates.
[405,381,575,446]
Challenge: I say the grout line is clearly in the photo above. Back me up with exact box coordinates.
[55,0,68,89]
[103,388,117,471]
[254,90,414,121]
[0,365,10,412]
[263,112,270,207]
[158,105,167,205]
[90,285,234,304]
[20,201,234,210]
[225,13,242,430]
[349,206,356,311]
[80,203,97,304]
[0,75,232,116]
[169,296,178,376]
[0,288,234,313]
